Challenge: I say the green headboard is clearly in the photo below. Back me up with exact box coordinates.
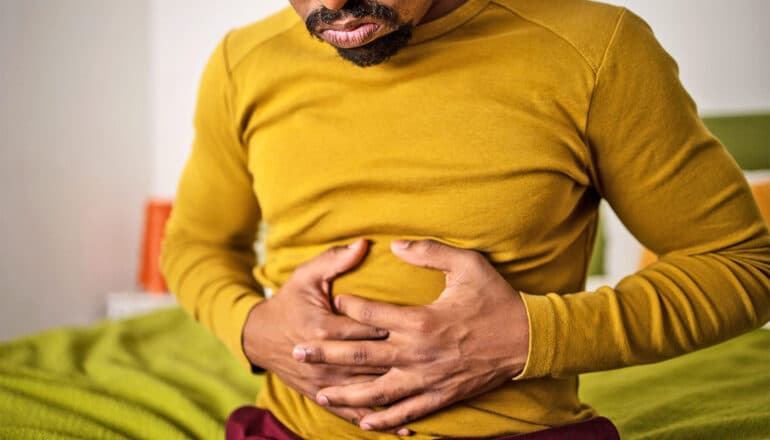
[702,113,770,170]
[587,112,770,277]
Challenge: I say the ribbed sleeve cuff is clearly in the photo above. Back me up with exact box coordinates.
[513,292,557,380]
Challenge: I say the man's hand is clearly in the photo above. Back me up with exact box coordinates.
[242,239,409,434]
[292,240,530,433]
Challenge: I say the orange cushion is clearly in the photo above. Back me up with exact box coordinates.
[638,179,770,270]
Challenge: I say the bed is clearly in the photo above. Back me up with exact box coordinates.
[1,307,768,439]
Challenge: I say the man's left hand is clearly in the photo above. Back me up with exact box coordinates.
[292,240,530,433]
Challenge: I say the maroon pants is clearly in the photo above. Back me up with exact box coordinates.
[225,406,620,440]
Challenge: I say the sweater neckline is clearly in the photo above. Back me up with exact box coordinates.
[410,0,490,45]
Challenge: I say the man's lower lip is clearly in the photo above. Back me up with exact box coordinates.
[320,23,380,49]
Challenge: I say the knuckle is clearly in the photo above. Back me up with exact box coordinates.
[359,304,375,323]
[351,350,369,365]
[412,313,434,334]
[327,245,347,258]
[308,347,326,363]
[419,240,439,254]
[412,348,434,363]
[401,411,417,424]
[430,390,444,407]
[373,391,390,407]
[370,326,387,338]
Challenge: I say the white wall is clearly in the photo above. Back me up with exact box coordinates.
[0,0,151,340]
[150,0,286,198]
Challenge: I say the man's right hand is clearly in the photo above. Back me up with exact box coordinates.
[242,239,403,432]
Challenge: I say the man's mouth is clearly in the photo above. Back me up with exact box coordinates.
[318,22,384,48]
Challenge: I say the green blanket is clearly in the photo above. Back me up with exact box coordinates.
[0,309,261,439]
[580,329,770,439]
[1,308,768,439]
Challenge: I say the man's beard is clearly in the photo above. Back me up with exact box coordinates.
[305,0,414,67]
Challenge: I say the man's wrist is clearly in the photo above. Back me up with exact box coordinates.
[242,300,270,373]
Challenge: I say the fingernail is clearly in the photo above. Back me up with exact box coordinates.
[361,423,374,431]
[292,347,307,362]
[392,240,412,250]
[398,428,412,436]
[375,327,388,336]
[317,395,330,406]
[347,240,362,249]
[334,296,342,309]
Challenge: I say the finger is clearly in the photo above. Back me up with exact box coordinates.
[300,239,369,284]
[320,366,388,376]
[326,406,375,428]
[335,294,416,330]
[336,374,382,386]
[294,340,397,367]
[316,369,417,408]
[327,406,411,436]
[390,239,480,273]
[320,314,389,340]
[359,391,445,432]
[346,366,390,375]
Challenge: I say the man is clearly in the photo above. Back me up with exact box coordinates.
[161,0,770,438]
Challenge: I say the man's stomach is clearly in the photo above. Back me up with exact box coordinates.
[252,236,596,439]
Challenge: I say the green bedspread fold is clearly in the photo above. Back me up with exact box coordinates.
[0,309,261,440]
[0,307,768,439]
[580,327,770,439]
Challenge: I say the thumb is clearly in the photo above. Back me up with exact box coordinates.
[302,239,369,284]
[390,239,473,273]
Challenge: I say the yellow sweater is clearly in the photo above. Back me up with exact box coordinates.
[161,0,770,438]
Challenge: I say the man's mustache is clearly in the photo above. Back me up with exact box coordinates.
[305,0,400,32]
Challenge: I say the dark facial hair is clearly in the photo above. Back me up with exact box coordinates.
[305,0,414,67]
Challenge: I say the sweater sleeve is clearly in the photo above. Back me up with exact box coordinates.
[160,35,265,370]
[516,9,770,380]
